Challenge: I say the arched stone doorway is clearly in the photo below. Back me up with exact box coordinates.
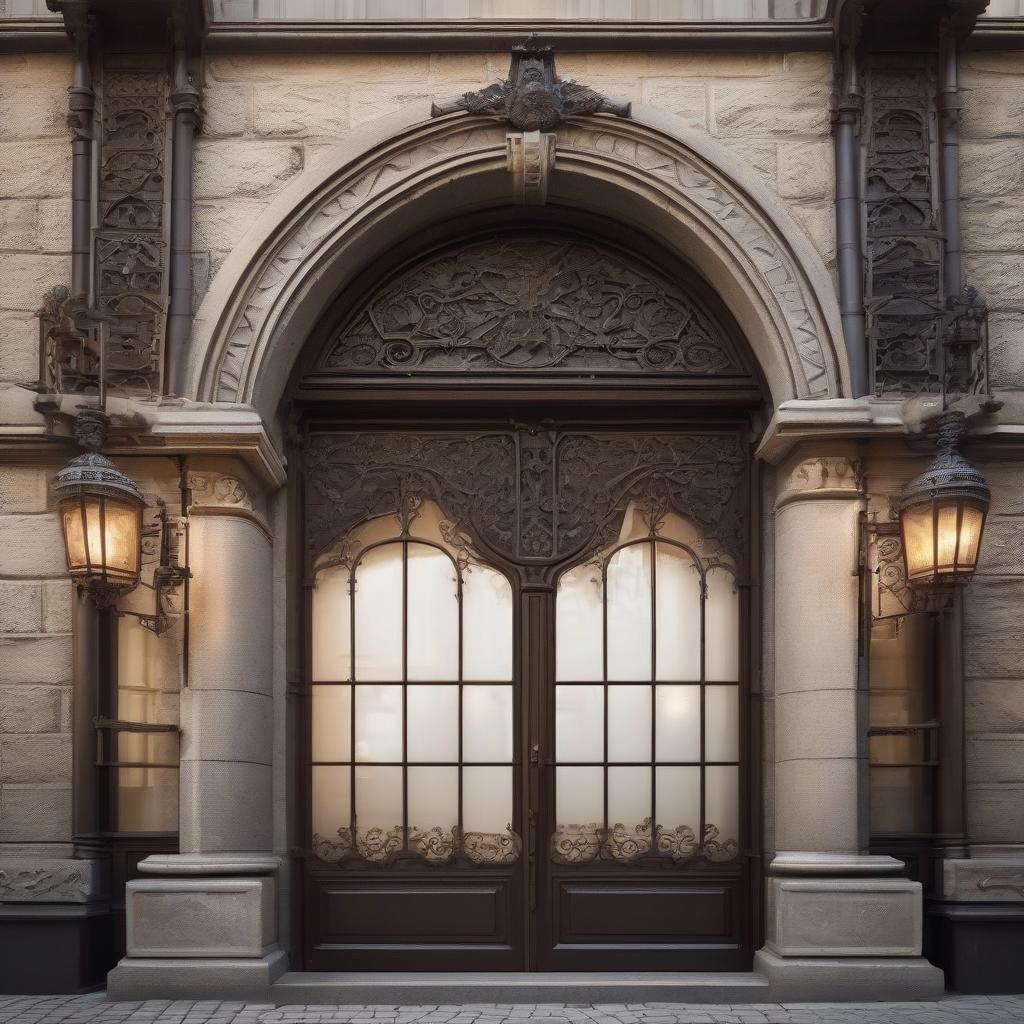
[289,218,765,971]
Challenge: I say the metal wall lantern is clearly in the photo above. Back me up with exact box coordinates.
[899,411,990,588]
[54,410,144,597]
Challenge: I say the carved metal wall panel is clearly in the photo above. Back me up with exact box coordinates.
[315,235,753,382]
[864,59,944,396]
[94,57,169,396]
[304,428,748,577]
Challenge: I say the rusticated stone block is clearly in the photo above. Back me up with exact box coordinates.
[968,679,1024,735]
[194,140,303,201]
[0,856,103,903]
[778,141,834,200]
[962,252,1024,310]
[0,254,71,312]
[253,84,349,138]
[428,52,489,85]
[962,84,1024,139]
[0,83,68,141]
[0,468,49,515]
[0,514,66,576]
[791,202,836,264]
[712,80,830,138]
[0,686,63,734]
[988,312,1024,389]
[0,581,42,634]
[0,636,72,686]
[0,54,72,90]
[0,141,71,200]
[41,580,71,634]
[641,80,708,129]
[962,197,1024,252]
[960,140,1024,197]
[0,200,41,250]
[35,198,71,251]
[0,314,40,384]
[968,784,1024,844]
[0,783,70,842]
[967,735,1024,786]
[0,732,71,783]
[652,52,777,77]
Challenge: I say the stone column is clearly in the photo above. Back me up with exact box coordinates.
[108,465,286,999]
[755,447,944,1000]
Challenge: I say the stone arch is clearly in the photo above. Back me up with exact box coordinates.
[189,106,848,417]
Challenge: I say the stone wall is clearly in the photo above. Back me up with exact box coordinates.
[0,53,72,389]
[195,50,836,304]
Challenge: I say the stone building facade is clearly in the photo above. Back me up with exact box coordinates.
[0,0,1022,1004]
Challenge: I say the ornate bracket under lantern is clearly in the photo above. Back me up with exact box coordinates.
[899,411,990,589]
[431,37,631,206]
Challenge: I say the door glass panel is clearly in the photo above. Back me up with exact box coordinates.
[555,561,603,681]
[312,565,351,681]
[705,765,740,860]
[655,684,700,760]
[354,684,403,762]
[312,766,351,847]
[463,685,513,763]
[555,684,604,762]
[705,685,739,762]
[407,543,459,681]
[355,764,403,831]
[655,543,701,681]
[556,766,604,825]
[408,766,458,831]
[463,565,513,681]
[607,685,651,762]
[312,684,351,762]
[705,566,739,681]
[655,766,700,859]
[464,766,513,833]
[353,543,403,681]
[407,685,458,762]
[607,766,650,827]
[606,543,652,680]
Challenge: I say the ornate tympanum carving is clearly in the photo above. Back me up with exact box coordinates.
[304,428,748,574]
[431,37,630,131]
[317,235,751,381]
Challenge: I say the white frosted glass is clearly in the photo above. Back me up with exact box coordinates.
[312,685,351,762]
[657,511,705,549]
[555,561,603,681]
[655,543,701,681]
[705,765,740,842]
[655,766,700,829]
[556,766,603,825]
[407,685,458,761]
[608,766,650,826]
[354,684,403,762]
[353,543,403,681]
[555,685,603,763]
[408,766,458,830]
[463,564,513,681]
[607,543,652,680]
[607,685,652,762]
[937,502,959,569]
[705,566,739,681]
[312,766,351,838]
[348,513,402,551]
[408,499,448,544]
[655,685,700,760]
[705,685,739,762]
[617,502,651,543]
[463,685,513,763]
[406,543,459,681]
[312,565,352,681]
[463,766,512,833]
[355,765,403,829]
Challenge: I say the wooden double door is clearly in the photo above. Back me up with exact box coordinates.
[300,422,753,971]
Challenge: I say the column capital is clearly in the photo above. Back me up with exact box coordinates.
[776,449,864,512]
[186,460,272,541]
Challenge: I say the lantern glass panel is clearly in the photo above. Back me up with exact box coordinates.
[936,501,961,574]
[957,501,986,573]
[58,494,140,584]
[900,501,936,584]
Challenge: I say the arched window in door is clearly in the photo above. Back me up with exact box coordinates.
[553,502,741,865]
[309,500,520,866]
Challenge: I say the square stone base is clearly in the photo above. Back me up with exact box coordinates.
[755,949,945,1001]
[107,948,288,1000]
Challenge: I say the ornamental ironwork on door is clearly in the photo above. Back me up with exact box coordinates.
[302,424,750,971]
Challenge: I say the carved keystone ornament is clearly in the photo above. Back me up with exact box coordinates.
[432,38,631,205]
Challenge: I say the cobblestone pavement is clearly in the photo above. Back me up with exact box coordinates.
[2,995,1024,1024]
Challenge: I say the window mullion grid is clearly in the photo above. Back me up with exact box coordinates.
[349,562,357,845]
[699,564,707,858]
[457,563,464,847]
[602,558,609,835]
[402,540,409,850]
[650,538,657,846]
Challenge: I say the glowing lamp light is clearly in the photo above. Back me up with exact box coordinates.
[899,413,990,588]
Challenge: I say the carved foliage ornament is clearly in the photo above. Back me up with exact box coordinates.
[318,235,752,380]
[304,428,748,575]
[431,37,630,132]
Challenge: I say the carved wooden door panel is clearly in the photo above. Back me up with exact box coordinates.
[302,424,751,971]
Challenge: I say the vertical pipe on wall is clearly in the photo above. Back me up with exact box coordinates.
[65,11,94,300]
[71,588,100,856]
[834,41,869,398]
[167,50,201,398]
[939,25,963,302]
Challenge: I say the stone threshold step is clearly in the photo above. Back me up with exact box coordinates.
[271,971,770,1004]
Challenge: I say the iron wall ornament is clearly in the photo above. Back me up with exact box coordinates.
[317,235,753,381]
[303,428,748,579]
[431,36,630,131]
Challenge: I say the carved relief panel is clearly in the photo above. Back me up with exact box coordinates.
[310,234,755,386]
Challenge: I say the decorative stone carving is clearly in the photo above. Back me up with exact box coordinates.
[872,529,921,620]
[187,472,253,511]
[507,130,554,204]
[431,37,630,131]
[303,428,748,576]
[318,235,751,380]
[0,859,103,903]
[785,456,864,494]
[205,118,839,404]
[94,57,169,397]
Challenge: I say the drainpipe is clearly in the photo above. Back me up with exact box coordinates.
[939,23,962,301]
[834,39,869,398]
[167,49,201,398]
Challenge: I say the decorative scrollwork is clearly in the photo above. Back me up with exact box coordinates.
[312,828,354,864]
[550,821,735,866]
[550,823,603,865]
[656,825,700,864]
[356,825,405,864]
[318,235,750,381]
[462,828,523,865]
[702,824,739,863]
[603,818,652,864]
[409,826,458,866]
